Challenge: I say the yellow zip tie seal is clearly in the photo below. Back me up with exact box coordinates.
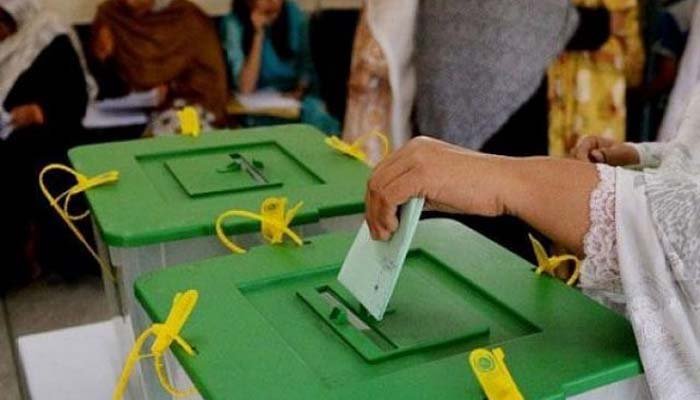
[469,348,524,400]
[325,131,389,165]
[39,164,119,281]
[113,290,199,400]
[528,234,581,286]
[178,106,201,137]
[216,197,304,254]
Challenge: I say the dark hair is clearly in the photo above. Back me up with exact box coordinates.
[233,0,294,60]
[0,9,17,35]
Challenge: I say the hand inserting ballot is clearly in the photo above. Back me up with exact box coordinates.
[365,137,513,241]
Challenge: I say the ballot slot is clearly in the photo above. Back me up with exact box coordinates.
[316,288,397,353]
[137,141,325,201]
[165,151,282,197]
[225,153,269,184]
[298,271,493,364]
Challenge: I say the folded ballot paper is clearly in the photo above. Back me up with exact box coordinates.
[338,197,425,321]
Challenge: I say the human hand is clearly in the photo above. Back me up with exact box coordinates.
[283,84,307,100]
[570,135,639,166]
[365,136,513,240]
[11,104,45,128]
[93,25,115,61]
[251,9,273,32]
[155,84,169,106]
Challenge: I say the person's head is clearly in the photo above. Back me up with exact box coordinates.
[246,0,284,22]
[120,0,172,17]
[233,0,292,59]
[0,8,18,42]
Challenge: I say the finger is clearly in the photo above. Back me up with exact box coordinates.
[369,149,415,196]
[572,137,597,161]
[590,149,606,163]
[366,166,417,240]
[599,145,637,166]
[364,189,382,240]
[371,169,421,239]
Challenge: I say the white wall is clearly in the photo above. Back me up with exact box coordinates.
[44,0,361,25]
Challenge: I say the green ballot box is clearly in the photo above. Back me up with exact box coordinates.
[68,124,369,400]
[135,219,644,400]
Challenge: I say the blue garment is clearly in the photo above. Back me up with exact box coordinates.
[220,1,339,134]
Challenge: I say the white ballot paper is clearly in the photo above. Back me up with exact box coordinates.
[337,197,425,321]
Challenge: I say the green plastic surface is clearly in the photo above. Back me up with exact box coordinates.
[135,219,642,400]
[68,125,370,247]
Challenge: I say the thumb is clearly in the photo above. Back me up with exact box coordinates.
[598,144,638,166]
[590,149,606,163]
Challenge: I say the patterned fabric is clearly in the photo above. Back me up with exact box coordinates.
[580,164,626,312]
[342,7,391,165]
[548,0,644,157]
[147,99,215,137]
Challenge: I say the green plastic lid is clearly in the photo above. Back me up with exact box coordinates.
[68,125,370,247]
[135,219,642,400]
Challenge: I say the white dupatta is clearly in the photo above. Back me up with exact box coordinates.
[616,85,700,398]
[0,0,96,109]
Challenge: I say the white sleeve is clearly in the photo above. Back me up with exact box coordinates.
[627,142,666,169]
[629,83,700,168]
[672,83,700,163]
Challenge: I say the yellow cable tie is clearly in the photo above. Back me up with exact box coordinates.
[469,348,524,400]
[178,106,201,138]
[325,131,389,165]
[528,234,581,286]
[39,164,119,281]
[113,290,199,400]
[216,197,304,254]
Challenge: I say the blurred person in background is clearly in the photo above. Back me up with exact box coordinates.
[220,0,340,134]
[0,0,94,290]
[91,0,229,131]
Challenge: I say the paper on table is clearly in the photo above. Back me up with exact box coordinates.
[236,89,301,112]
[337,197,425,321]
[96,89,160,112]
[82,105,148,129]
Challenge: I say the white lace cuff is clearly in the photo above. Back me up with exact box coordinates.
[580,164,625,309]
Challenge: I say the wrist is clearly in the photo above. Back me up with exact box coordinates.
[490,156,527,218]
[452,153,521,218]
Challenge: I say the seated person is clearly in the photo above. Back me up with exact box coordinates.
[364,86,700,399]
[91,0,229,132]
[0,0,91,288]
[220,0,340,134]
